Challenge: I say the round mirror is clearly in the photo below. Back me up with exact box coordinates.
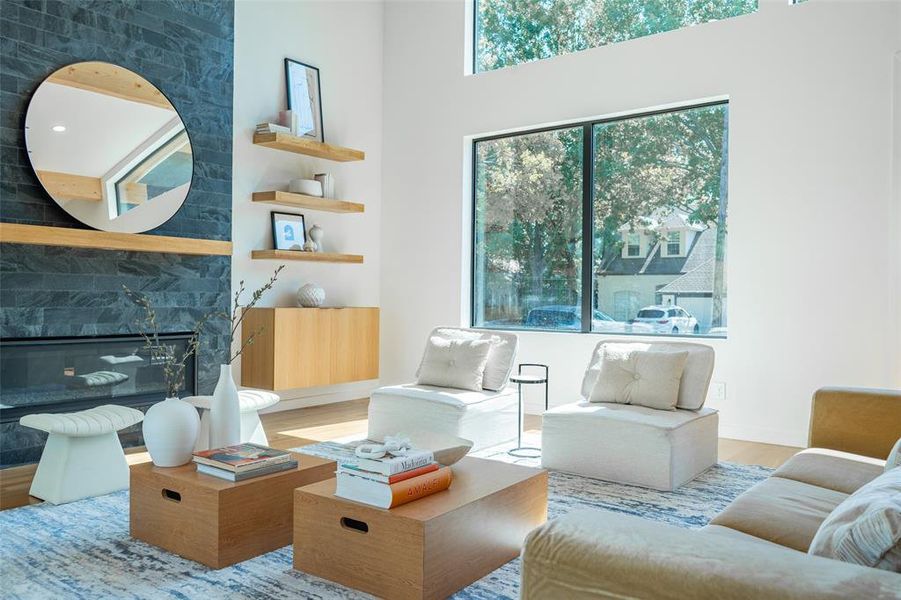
[24,61,193,233]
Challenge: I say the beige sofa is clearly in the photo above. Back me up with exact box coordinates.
[521,388,901,599]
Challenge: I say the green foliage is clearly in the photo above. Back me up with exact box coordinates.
[477,0,758,72]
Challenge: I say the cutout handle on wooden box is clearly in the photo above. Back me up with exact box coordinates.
[162,488,182,502]
[340,517,368,533]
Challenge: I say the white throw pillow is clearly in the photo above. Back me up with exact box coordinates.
[417,328,517,391]
[809,467,901,571]
[416,336,492,392]
[886,438,901,473]
[589,347,688,411]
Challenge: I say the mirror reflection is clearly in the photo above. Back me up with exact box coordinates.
[24,61,193,233]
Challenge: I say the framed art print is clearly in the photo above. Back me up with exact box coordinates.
[285,58,323,142]
[271,211,306,251]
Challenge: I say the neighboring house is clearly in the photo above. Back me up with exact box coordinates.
[595,212,725,331]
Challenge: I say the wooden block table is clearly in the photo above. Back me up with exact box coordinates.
[294,457,548,600]
[130,444,334,569]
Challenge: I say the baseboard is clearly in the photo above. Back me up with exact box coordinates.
[718,423,806,448]
[255,380,379,414]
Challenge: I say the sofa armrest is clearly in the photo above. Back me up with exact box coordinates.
[521,510,900,600]
[809,387,901,459]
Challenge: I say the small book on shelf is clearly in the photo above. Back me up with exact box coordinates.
[193,443,292,474]
[197,460,298,482]
[335,466,453,509]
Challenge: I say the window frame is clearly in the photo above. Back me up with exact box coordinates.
[470,100,728,336]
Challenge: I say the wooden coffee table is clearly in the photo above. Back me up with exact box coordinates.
[130,441,334,569]
[293,456,548,600]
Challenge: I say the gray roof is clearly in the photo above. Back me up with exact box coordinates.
[601,227,716,277]
[657,258,715,294]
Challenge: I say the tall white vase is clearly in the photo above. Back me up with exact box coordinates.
[143,397,200,467]
[210,364,240,448]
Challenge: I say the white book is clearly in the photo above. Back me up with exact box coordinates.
[353,449,434,476]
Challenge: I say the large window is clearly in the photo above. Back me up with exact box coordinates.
[473,102,729,337]
[475,0,758,73]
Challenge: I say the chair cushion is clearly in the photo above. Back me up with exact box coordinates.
[418,327,518,391]
[773,448,886,495]
[809,467,901,571]
[581,340,714,410]
[20,404,144,436]
[710,477,848,552]
[372,383,514,409]
[544,400,716,430]
[185,390,280,412]
[590,347,688,410]
[417,336,492,391]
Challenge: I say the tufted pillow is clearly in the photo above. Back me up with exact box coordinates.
[809,467,901,571]
[418,328,517,391]
[416,336,492,392]
[589,347,688,411]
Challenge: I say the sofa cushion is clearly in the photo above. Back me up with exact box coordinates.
[417,336,492,391]
[710,477,847,552]
[581,340,714,410]
[590,347,687,410]
[809,467,901,571]
[773,448,886,495]
[371,383,515,409]
[544,400,716,430]
[699,525,788,549]
[418,328,518,391]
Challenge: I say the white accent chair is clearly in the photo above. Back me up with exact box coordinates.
[542,340,718,491]
[367,328,519,451]
[186,390,280,451]
[20,404,144,504]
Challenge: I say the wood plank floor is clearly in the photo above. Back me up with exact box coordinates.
[0,398,801,511]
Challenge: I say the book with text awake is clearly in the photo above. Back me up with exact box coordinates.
[193,443,292,473]
[353,449,434,476]
[337,462,439,484]
[196,460,298,482]
[335,466,453,509]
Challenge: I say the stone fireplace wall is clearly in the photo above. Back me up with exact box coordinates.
[0,0,235,465]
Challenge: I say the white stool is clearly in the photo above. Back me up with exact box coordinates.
[20,404,144,505]
[186,390,280,451]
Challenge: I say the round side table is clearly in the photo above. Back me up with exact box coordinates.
[508,363,548,458]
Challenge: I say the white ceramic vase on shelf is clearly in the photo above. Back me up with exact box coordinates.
[210,364,240,448]
[143,397,200,467]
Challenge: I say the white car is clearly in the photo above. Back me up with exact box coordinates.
[631,305,700,335]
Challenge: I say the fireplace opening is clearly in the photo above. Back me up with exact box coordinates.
[0,332,198,424]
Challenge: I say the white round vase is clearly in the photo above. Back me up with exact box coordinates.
[143,397,200,467]
[210,364,241,448]
[297,283,325,308]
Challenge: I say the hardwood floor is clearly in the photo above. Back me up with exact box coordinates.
[0,398,801,511]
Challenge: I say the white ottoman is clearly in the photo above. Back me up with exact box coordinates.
[20,404,144,505]
[186,390,280,451]
[542,401,718,490]
[367,384,519,451]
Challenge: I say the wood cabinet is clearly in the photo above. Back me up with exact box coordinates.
[240,307,379,391]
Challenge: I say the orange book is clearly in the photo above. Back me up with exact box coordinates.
[335,466,453,509]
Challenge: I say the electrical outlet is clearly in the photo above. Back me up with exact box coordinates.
[712,382,726,401]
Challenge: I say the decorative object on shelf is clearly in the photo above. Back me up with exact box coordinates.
[302,239,317,252]
[314,173,335,198]
[297,282,326,308]
[142,396,201,467]
[308,224,324,252]
[123,287,213,467]
[25,61,193,234]
[279,110,298,134]
[285,58,323,143]
[212,266,285,447]
[289,178,323,197]
[508,364,548,459]
[271,211,306,251]
[255,122,290,135]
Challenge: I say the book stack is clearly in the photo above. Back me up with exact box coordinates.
[193,443,297,482]
[335,449,452,509]
[255,122,291,135]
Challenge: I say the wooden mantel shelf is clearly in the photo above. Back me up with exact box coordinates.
[0,223,233,256]
[253,132,365,162]
[252,191,364,214]
[251,249,363,264]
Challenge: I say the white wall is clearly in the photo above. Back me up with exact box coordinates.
[380,0,901,446]
[232,0,384,408]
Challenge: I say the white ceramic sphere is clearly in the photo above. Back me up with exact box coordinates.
[143,397,200,467]
[297,283,325,307]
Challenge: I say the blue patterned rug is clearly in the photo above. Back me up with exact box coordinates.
[1,445,771,600]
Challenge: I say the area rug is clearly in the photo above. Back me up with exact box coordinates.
[1,442,771,600]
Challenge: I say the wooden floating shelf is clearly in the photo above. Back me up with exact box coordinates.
[251,249,363,264]
[252,191,364,214]
[253,132,365,162]
[0,223,232,256]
